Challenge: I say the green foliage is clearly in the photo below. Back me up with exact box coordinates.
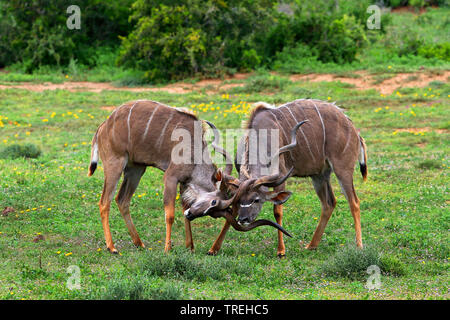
[416,159,443,169]
[139,248,252,282]
[118,0,275,81]
[1,1,448,81]
[0,144,41,159]
[233,72,292,93]
[379,255,407,276]
[100,276,184,300]
[383,26,425,57]
[319,244,382,279]
[0,0,134,70]
[418,43,450,61]
[383,0,448,7]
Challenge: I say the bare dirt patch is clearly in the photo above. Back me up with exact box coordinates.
[0,70,447,95]
[290,70,450,94]
[394,127,448,134]
[0,73,249,94]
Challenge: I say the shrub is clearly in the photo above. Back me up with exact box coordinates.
[241,72,292,92]
[383,26,425,57]
[100,276,184,300]
[139,248,251,282]
[418,43,450,61]
[118,0,275,81]
[416,159,443,169]
[0,144,41,159]
[319,244,381,279]
[379,254,407,276]
[0,0,134,70]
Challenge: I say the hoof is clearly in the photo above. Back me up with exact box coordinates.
[107,248,119,254]
[277,253,286,259]
[135,242,145,249]
[305,245,317,251]
[207,250,218,256]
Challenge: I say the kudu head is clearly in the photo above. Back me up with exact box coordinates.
[182,121,237,221]
[223,120,308,233]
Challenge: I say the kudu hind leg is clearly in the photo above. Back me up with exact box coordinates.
[99,158,126,253]
[334,169,363,248]
[115,166,146,248]
[306,170,336,250]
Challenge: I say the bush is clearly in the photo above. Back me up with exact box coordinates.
[0,0,134,70]
[100,276,184,300]
[118,0,374,81]
[416,159,443,169]
[379,254,407,276]
[319,244,381,279]
[383,26,425,57]
[0,144,41,159]
[139,248,251,282]
[238,72,292,92]
[118,0,275,81]
[418,43,450,61]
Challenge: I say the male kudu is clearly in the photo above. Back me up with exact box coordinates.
[208,99,368,257]
[88,100,237,253]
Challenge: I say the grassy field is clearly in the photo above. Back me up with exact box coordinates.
[0,67,448,300]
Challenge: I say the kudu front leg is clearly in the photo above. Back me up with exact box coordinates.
[207,207,237,255]
[184,204,194,251]
[273,204,286,258]
[163,174,178,252]
[207,221,231,255]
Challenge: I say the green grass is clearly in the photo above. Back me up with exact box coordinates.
[0,68,448,300]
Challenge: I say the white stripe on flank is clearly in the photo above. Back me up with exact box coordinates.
[269,111,289,143]
[285,107,316,161]
[127,101,139,144]
[156,113,174,150]
[312,101,326,156]
[142,105,161,141]
[342,128,352,154]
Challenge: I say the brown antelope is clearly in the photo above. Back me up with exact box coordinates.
[87,100,242,253]
[208,99,368,257]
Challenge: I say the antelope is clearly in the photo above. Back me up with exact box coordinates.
[87,100,240,253]
[208,99,368,257]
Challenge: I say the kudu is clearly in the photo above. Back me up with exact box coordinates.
[87,100,239,253]
[208,99,368,257]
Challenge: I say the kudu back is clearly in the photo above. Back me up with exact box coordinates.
[88,100,232,253]
[209,99,367,257]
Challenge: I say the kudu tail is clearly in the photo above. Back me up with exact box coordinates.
[358,135,368,181]
[87,128,100,177]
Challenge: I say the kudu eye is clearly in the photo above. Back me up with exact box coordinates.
[211,200,217,206]
[254,198,260,203]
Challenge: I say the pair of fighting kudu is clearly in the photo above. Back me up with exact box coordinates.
[88,98,367,257]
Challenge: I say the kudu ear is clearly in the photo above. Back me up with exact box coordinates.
[213,169,223,182]
[221,175,240,193]
[266,191,292,205]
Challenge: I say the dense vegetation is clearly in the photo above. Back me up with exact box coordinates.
[1,0,449,82]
